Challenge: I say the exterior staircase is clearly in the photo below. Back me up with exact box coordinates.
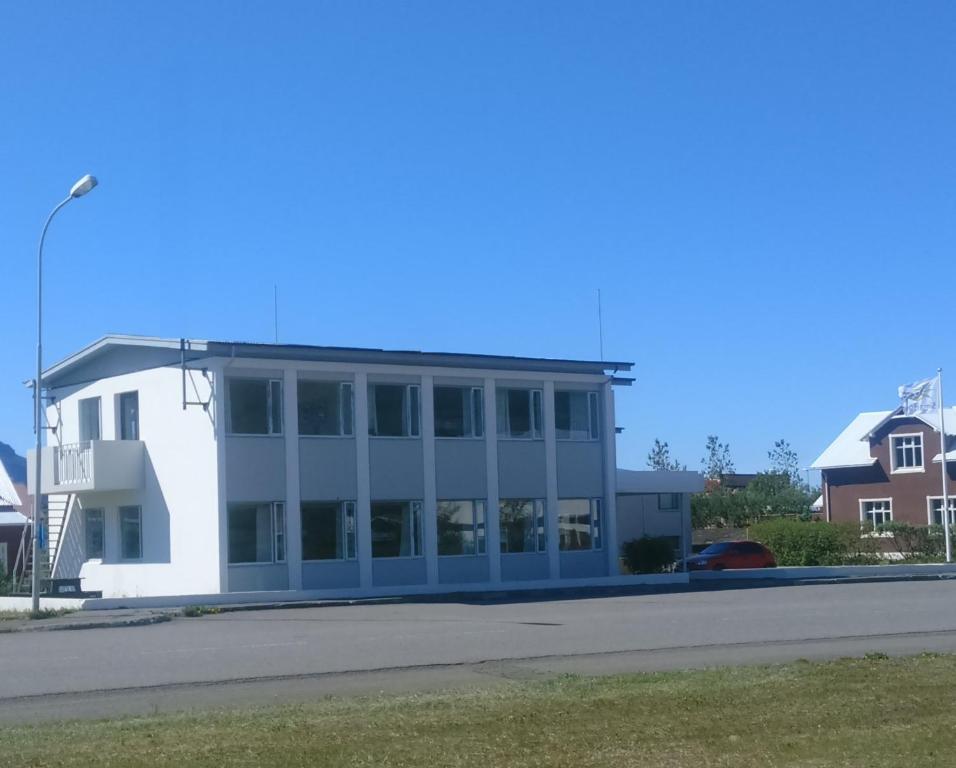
[11,492,75,594]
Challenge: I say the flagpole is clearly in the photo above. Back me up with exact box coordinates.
[939,369,951,564]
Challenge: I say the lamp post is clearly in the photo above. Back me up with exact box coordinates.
[32,174,98,612]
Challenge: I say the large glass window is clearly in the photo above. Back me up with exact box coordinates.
[301,501,357,560]
[496,389,543,439]
[119,391,139,440]
[84,508,104,559]
[930,498,956,527]
[228,379,282,435]
[368,384,420,437]
[119,506,142,559]
[861,499,892,529]
[658,493,680,511]
[78,397,101,442]
[558,498,603,551]
[371,501,423,557]
[891,434,923,471]
[499,499,546,553]
[434,386,484,438]
[554,391,600,440]
[298,380,353,436]
[437,500,486,556]
[228,502,286,563]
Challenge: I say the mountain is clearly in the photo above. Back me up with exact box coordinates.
[0,441,27,485]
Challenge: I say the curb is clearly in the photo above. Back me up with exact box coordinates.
[0,613,175,635]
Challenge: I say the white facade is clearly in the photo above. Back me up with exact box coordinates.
[29,336,636,599]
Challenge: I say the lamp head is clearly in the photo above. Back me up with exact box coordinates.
[69,174,98,198]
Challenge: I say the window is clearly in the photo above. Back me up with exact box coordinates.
[227,502,286,563]
[371,501,423,557]
[861,499,892,529]
[298,380,353,436]
[496,388,543,439]
[78,397,101,442]
[368,384,420,437]
[558,498,603,551]
[437,500,486,556]
[85,508,105,559]
[119,506,142,559]
[891,434,924,472]
[554,391,600,440]
[499,499,546,553]
[119,392,139,440]
[301,501,357,560]
[434,386,484,438]
[929,498,956,527]
[228,379,282,435]
[658,493,680,511]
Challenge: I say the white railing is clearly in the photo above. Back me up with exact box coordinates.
[55,442,94,486]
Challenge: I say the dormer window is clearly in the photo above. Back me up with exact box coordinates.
[891,434,923,472]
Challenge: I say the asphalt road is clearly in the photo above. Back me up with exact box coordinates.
[2,580,956,724]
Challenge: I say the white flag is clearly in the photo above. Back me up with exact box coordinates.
[898,376,939,415]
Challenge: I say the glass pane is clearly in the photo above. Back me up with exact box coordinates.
[302,502,342,560]
[588,392,600,439]
[592,499,602,550]
[558,499,592,551]
[555,392,591,440]
[369,385,406,436]
[298,381,342,436]
[229,380,269,435]
[472,389,484,438]
[256,505,274,561]
[531,390,543,439]
[437,500,476,556]
[499,499,535,553]
[496,390,508,435]
[120,392,139,440]
[85,509,104,559]
[79,398,101,442]
[507,390,531,438]
[228,503,274,563]
[476,500,486,554]
[273,503,285,562]
[341,383,354,436]
[269,380,283,434]
[371,501,420,557]
[535,499,547,552]
[409,386,420,437]
[344,502,357,559]
[554,391,571,438]
[435,387,466,437]
[119,506,142,559]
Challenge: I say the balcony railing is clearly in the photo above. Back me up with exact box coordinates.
[28,440,144,494]
[55,442,94,486]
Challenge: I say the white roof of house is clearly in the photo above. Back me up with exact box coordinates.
[0,510,27,526]
[811,494,823,511]
[0,459,21,509]
[616,469,706,494]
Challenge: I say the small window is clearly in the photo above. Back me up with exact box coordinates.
[84,508,105,559]
[368,384,420,437]
[298,380,353,436]
[499,499,546,553]
[119,392,139,440]
[434,386,484,438]
[228,379,283,435]
[891,434,923,472]
[371,501,423,557]
[658,493,680,511]
[78,397,101,442]
[554,391,600,440]
[437,500,486,556]
[227,502,285,563]
[929,498,956,527]
[861,499,892,529]
[302,501,357,560]
[119,506,142,560]
[496,389,543,439]
[557,498,603,551]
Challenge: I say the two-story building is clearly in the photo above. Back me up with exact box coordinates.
[811,407,956,528]
[27,335,640,599]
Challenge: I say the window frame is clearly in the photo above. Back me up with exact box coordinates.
[297,379,354,437]
[927,496,956,527]
[436,499,487,557]
[84,507,105,560]
[301,500,358,561]
[433,385,485,439]
[554,390,601,441]
[557,497,603,552]
[226,378,284,436]
[859,498,893,529]
[498,498,547,554]
[368,383,421,438]
[118,505,143,561]
[890,433,924,473]
[496,388,544,440]
[227,501,286,565]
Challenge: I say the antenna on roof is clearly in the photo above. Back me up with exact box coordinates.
[597,289,605,361]
[273,284,278,344]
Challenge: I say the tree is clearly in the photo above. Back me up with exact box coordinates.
[701,435,734,479]
[646,439,685,471]
[768,439,800,487]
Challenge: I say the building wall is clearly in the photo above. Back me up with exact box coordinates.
[825,417,956,525]
[615,493,691,555]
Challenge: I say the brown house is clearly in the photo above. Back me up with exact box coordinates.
[812,408,956,528]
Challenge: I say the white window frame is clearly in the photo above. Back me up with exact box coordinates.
[298,380,354,437]
[557,497,604,551]
[368,384,421,438]
[301,500,358,561]
[436,499,487,557]
[927,496,956,527]
[890,433,924,473]
[497,388,544,440]
[118,505,143,561]
[859,498,893,529]
[226,378,283,436]
[554,390,601,441]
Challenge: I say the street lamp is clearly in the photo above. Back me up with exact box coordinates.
[32,174,98,612]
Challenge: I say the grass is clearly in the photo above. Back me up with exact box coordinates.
[5,654,956,767]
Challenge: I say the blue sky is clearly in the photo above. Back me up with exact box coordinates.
[2,1,954,476]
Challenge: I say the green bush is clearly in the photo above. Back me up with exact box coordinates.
[749,519,878,566]
[622,536,676,574]
[877,522,952,561]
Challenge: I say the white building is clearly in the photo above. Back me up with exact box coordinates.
[26,335,678,599]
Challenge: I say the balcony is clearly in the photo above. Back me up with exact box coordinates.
[27,440,145,495]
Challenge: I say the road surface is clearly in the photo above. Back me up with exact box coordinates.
[1,579,955,723]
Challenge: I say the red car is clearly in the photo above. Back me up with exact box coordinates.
[685,540,776,571]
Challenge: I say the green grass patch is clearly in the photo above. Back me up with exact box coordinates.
[4,653,956,766]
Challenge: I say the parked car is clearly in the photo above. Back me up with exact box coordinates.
[684,540,776,571]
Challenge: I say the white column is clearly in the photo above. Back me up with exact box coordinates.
[484,378,501,582]
[283,368,302,590]
[543,380,560,580]
[354,372,373,588]
[421,375,439,585]
[602,380,620,576]
[213,365,230,593]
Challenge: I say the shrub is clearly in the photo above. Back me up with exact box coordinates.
[749,519,878,566]
[877,522,951,561]
[622,536,675,574]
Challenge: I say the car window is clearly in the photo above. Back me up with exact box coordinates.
[701,543,732,555]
